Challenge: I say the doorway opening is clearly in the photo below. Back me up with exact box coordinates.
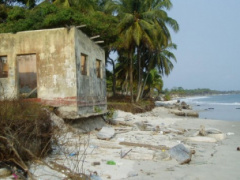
[17,54,37,98]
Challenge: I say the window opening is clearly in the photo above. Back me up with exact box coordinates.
[81,54,88,75]
[96,59,101,78]
[0,56,8,78]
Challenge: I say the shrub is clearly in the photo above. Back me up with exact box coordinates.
[164,93,171,101]
[0,99,52,170]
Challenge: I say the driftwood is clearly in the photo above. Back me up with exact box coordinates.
[119,141,169,150]
[109,119,134,127]
[118,121,134,127]
[172,111,199,117]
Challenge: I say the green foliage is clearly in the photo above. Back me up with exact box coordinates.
[0,2,118,53]
[167,87,240,97]
[0,0,179,102]
[7,6,26,21]
[0,4,8,22]
[106,107,115,119]
[94,106,102,113]
[164,93,171,101]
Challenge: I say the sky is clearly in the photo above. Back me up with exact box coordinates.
[162,0,240,91]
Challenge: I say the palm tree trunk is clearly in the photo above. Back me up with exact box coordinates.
[129,51,134,103]
[136,47,142,102]
[108,57,116,96]
[140,72,150,99]
[112,60,116,96]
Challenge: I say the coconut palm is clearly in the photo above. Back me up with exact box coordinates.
[53,0,98,12]
[105,0,178,102]
[142,68,163,98]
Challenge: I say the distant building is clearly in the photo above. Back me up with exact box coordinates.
[0,27,107,118]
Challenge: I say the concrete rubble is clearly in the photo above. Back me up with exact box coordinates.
[0,101,235,180]
[169,144,193,164]
[97,127,115,140]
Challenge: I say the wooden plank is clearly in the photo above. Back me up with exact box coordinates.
[119,141,169,150]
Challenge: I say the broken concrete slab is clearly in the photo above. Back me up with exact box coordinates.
[134,122,147,131]
[186,136,217,143]
[169,144,192,164]
[48,110,66,129]
[206,128,222,134]
[153,151,171,161]
[166,128,184,135]
[97,127,115,140]
[70,116,106,132]
[207,133,226,141]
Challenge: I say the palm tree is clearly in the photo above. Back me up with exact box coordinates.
[137,43,176,99]
[53,0,98,12]
[105,0,178,102]
[142,68,163,98]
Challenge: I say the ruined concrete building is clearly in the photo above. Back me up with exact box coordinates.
[0,27,107,118]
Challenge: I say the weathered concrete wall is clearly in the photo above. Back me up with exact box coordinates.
[75,29,107,115]
[0,27,107,117]
[0,33,17,98]
[0,28,77,105]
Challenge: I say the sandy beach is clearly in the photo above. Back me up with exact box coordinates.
[22,103,239,180]
[2,104,239,180]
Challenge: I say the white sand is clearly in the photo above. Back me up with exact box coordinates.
[15,106,240,180]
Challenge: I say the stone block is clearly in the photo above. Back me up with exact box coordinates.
[169,144,192,164]
[97,127,115,140]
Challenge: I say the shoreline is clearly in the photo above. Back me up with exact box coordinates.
[164,94,240,122]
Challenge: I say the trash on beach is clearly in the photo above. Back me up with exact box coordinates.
[128,171,138,177]
[121,149,132,159]
[90,174,102,180]
[92,162,101,166]
[107,161,116,165]
[69,152,77,156]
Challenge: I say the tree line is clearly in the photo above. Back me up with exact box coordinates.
[0,0,179,102]
[166,87,240,97]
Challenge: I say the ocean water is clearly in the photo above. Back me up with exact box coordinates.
[180,94,240,121]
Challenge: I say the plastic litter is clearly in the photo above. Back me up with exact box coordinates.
[128,171,138,177]
[106,161,116,165]
[69,153,77,156]
[92,162,101,166]
[90,174,102,180]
